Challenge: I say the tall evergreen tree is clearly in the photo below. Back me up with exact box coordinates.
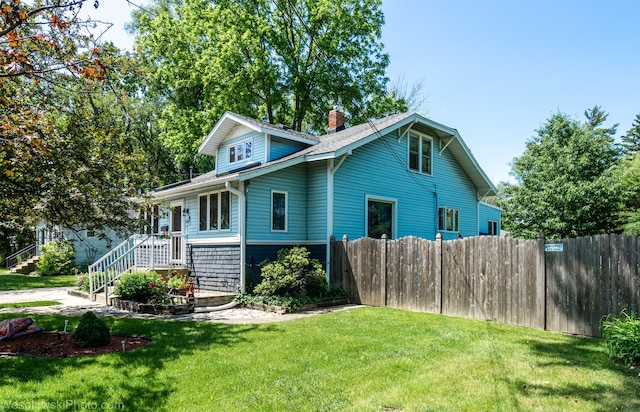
[499,108,623,239]
[620,113,640,157]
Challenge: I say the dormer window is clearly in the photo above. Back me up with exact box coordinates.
[229,139,253,164]
[408,131,432,175]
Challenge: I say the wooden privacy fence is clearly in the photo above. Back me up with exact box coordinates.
[329,233,640,338]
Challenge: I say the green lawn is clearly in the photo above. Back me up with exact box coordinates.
[0,300,61,309]
[0,307,637,411]
[0,270,76,290]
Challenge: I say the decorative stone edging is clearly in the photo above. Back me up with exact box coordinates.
[245,298,349,315]
[110,298,194,315]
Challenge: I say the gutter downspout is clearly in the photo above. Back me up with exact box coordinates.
[226,181,246,294]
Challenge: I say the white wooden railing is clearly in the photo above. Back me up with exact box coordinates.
[88,234,186,302]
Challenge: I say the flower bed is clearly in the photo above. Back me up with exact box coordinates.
[110,298,194,315]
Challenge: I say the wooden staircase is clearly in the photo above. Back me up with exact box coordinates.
[9,255,40,275]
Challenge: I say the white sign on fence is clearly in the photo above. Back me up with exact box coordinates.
[544,243,564,252]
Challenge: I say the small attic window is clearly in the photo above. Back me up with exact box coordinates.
[229,139,253,164]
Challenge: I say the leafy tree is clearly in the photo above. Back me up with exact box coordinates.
[616,152,640,235]
[499,107,623,239]
[130,0,408,172]
[620,113,640,157]
[1,1,160,237]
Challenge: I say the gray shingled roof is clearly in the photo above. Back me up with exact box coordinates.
[308,112,413,155]
[153,111,497,196]
[227,112,321,143]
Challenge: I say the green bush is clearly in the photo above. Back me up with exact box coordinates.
[601,309,640,365]
[253,246,329,298]
[72,311,111,348]
[35,240,76,276]
[114,270,168,304]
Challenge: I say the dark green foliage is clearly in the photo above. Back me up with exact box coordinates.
[72,311,111,348]
[235,288,346,310]
[601,310,640,365]
[113,270,168,304]
[35,240,76,276]
[253,246,329,298]
[499,107,623,239]
[620,113,640,157]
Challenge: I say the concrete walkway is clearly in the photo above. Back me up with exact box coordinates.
[0,287,359,324]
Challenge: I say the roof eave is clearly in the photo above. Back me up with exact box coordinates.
[149,174,240,199]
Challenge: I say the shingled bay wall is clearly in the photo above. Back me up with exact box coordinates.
[188,245,240,292]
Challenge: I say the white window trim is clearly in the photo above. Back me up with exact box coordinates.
[228,138,253,164]
[407,130,433,175]
[438,206,460,233]
[198,190,231,233]
[271,190,288,232]
[365,195,397,239]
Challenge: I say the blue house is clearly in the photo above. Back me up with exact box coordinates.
[90,109,499,295]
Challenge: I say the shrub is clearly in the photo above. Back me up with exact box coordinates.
[600,309,640,365]
[72,311,111,348]
[253,246,329,298]
[114,270,168,304]
[35,240,76,276]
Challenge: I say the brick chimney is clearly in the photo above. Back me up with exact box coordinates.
[328,107,345,133]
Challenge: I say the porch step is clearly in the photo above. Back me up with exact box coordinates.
[91,287,116,305]
[9,256,40,275]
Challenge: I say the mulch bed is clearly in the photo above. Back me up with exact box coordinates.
[0,331,150,358]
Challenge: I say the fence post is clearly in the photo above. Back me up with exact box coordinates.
[537,232,546,330]
[436,233,443,314]
[381,234,388,306]
[342,234,349,299]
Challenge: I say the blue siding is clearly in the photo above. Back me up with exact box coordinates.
[332,131,480,241]
[246,163,308,241]
[154,189,240,241]
[479,202,502,236]
[217,131,265,174]
[269,136,309,161]
[307,161,328,241]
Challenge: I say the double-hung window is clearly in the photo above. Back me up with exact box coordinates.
[199,190,230,231]
[408,132,432,174]
[438,207,459,232]
[229,139,253,164]
[271,191,287,232]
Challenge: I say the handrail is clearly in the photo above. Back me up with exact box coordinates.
[87,234,185,303]
[6,243,37,269]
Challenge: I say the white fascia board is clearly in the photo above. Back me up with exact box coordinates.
[198,113,263,156]
[479,201,503,211]
[148,174,240,199]
[306,152,337,162]
[450,130,497,195]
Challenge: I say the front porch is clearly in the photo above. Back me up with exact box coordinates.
[87,234,241,303]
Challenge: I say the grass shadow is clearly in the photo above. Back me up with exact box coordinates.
[513,335,640,411]
[0,312,284,411]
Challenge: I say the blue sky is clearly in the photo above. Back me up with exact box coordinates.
[92,0,640,185]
